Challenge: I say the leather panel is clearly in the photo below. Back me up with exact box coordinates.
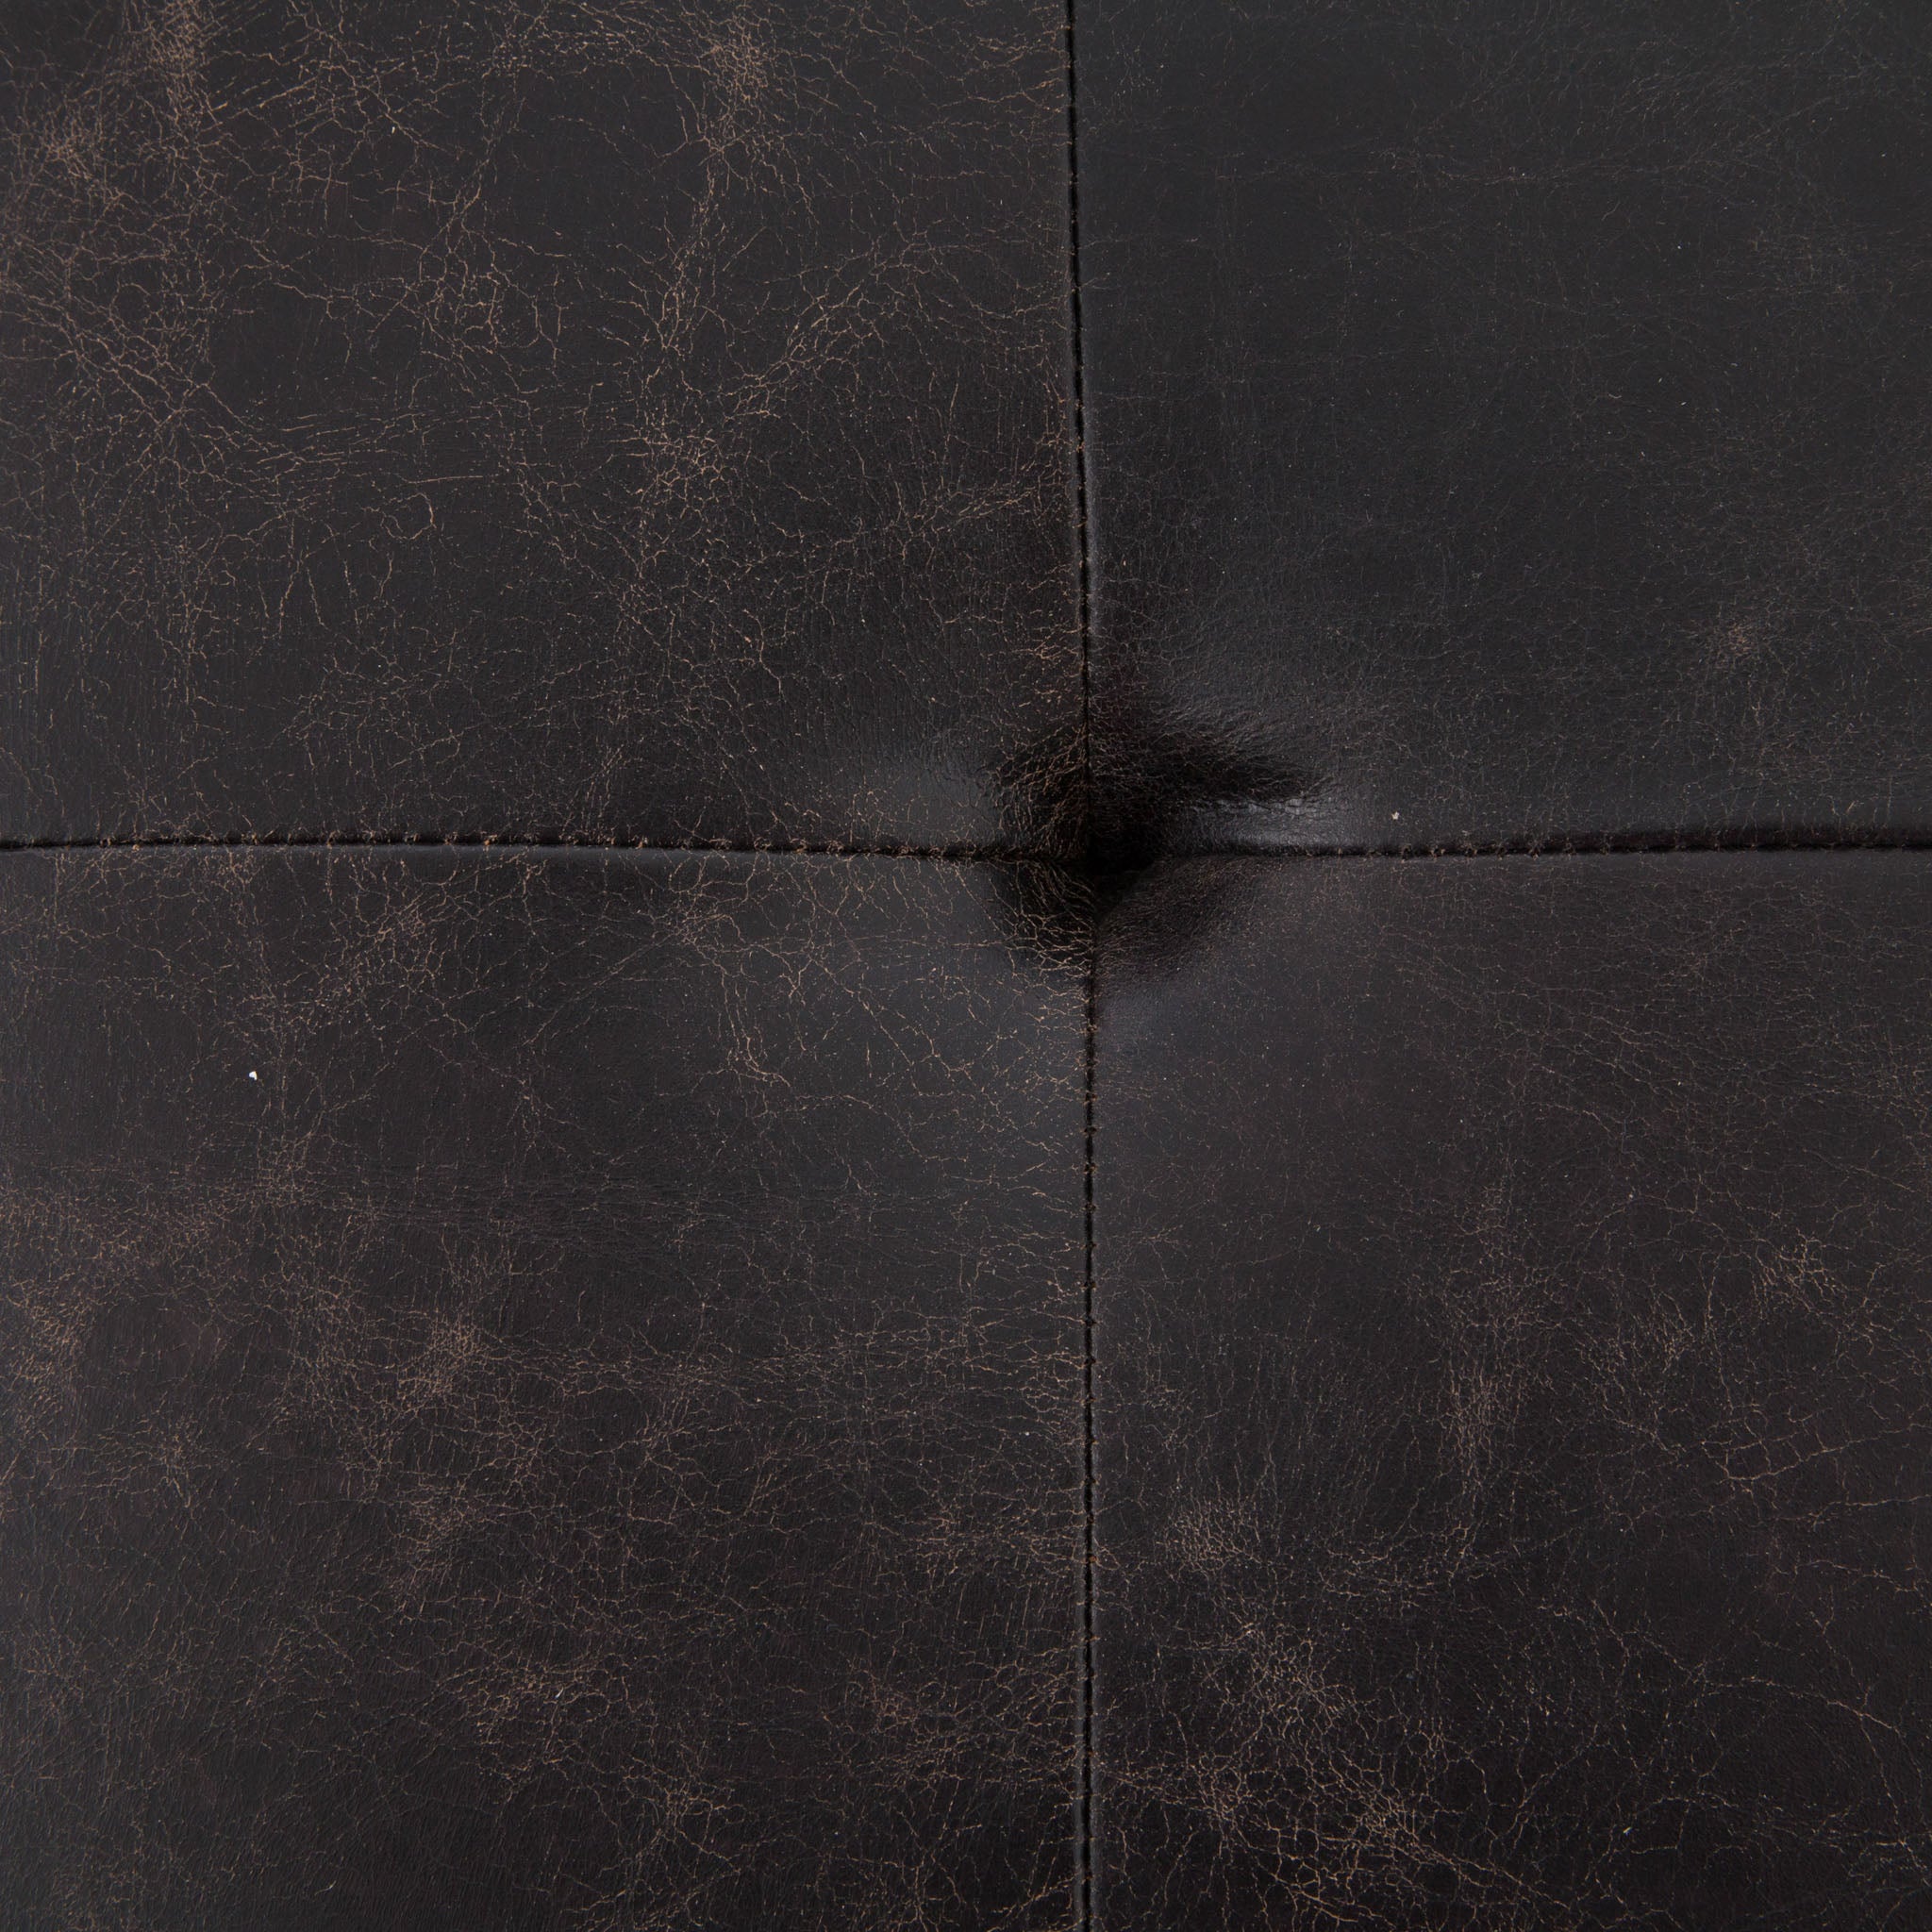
[1082,1,1932,858]
[0,848,1084,1928]
[0,4,1077,850]
[1097,853,1932,1926]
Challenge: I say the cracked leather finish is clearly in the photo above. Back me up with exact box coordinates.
[0,2,1076,851]
[1082,0,1932,858]
[1097,854,1932,1927]
[8,4,1932,1926]
[0,848,1084,1928]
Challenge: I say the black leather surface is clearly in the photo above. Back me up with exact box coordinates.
[1083,0,1932,859]
[0,3,1076,851]
[6,4,1932,1928]
[0,849,1084,1927]
[1098,854,1932,1927]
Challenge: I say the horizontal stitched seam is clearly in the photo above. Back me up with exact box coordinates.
[0,833,1042,862]
[1204,832,1932,859]
[3,833,1928,866]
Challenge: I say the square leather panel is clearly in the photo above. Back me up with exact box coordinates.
[0,849,1084,1928]
[1097,855,1932,1927]
[0,4,1076,850]
[1082,1,1932,858]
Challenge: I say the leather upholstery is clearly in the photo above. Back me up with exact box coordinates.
[1083,0,1932,861]
[1,849,1084,1927]
[2,4,1927,1928]
[1099,854,1932,1926]
[0,2,1077,850]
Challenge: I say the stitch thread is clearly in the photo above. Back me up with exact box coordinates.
[4,831,1928,863]
[1063,0,1099,1922]
[0,832,1041,862]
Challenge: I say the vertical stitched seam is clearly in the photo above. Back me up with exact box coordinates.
[1063,0,1098,1924]
[1080,924,1098,1931]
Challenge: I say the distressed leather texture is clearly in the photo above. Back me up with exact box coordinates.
[0,849,1085,1927]
[5,3,1932,1929]
[1097,855,1932,1927]
[0,1,1077,850]
[1082,0,1932,860]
